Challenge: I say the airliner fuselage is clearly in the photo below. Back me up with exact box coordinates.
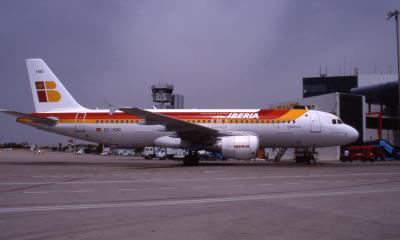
[1,59,359,165]
[21,108,358,149]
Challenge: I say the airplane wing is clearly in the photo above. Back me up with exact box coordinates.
[0,109,57,126]
[119,107,220,144]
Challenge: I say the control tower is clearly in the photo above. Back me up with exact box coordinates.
[151,83,184,109]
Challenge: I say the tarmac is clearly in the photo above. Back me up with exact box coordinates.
[1,150,400,240]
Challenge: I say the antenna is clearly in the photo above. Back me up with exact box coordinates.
[343,57,346,76]
[319,66,327,77]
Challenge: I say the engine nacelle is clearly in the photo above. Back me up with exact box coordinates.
[215,135,259,160]
[153,136,189,148]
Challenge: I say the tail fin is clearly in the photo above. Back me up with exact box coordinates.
[26,59,86,112]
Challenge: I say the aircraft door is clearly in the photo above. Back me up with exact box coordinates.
[212,117,227,129]
[309,112,321,133]
[75,112,86,132]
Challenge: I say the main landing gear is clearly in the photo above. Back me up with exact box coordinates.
[183,151,199,166]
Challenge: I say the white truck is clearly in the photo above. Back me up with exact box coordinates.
[143,147,156,159]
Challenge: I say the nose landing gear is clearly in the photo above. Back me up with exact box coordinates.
[295,147,317,164]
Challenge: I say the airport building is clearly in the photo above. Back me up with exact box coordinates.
[304,73,399,144]
[151,83,184,109]
[303,73,398,97]
[270,72,399,161]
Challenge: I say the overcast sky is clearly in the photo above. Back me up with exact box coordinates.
[0,0,399,144]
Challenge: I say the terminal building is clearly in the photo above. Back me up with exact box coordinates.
[270,72,399,161]
[303,73,399,144]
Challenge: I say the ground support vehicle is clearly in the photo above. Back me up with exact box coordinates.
[343,145,384,162]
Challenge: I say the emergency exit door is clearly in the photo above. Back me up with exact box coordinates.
[75,112,86,132]
[212,117,227,129]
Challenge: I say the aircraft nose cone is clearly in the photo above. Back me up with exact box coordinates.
[346,126,359,143]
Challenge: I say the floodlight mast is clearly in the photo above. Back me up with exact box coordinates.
[387,10,400,114]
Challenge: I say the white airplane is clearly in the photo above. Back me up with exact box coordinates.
[1,59,359,165]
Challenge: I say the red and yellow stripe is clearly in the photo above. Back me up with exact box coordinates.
[17,109,307,124]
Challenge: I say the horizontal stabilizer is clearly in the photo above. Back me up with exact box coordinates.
[0,109,57,126]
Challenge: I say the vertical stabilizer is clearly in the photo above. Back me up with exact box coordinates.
[26,59,86,112]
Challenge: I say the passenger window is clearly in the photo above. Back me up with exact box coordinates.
[332,119,337,124]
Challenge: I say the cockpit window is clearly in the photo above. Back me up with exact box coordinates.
[332,119,337,124]
[337,119,343,124]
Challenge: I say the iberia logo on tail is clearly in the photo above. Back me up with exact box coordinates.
[35,81,61,102]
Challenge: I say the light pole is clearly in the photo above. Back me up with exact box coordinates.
[387,10,400,114]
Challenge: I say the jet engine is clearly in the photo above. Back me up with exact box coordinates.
[153,136,190,148]
[213,135,259,160]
